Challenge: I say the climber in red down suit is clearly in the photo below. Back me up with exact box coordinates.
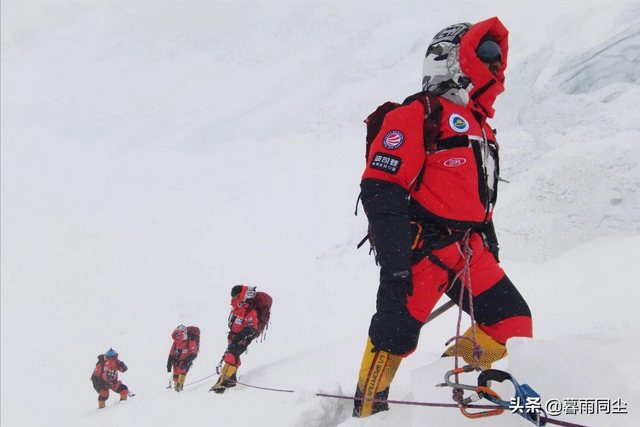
[167,324,199,392]
[353,17,533,417]
[90,348,129,409]
[210,285,264,394]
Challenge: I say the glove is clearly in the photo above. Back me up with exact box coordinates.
[226,342,236,352]
[167,356,174,373]
[179,363,187,371]
[227,331,236,341]
[375,274,414,316]
[119,362,128,372]
[379,268,413,304]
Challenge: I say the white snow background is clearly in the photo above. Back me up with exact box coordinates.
[2,2,640,427]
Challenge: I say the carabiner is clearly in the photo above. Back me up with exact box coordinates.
[442,364,480,391]
[459,386,505,419]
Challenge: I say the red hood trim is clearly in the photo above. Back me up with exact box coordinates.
[459,17,509,118]
[231,285,247,309]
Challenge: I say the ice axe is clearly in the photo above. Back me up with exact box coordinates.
[215,350,228,375]
[425,300,456,324]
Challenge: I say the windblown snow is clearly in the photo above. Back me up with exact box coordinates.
[2,2,639,427]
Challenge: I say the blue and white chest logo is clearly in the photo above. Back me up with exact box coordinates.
[449,114,470,133]
[383,130,405,150]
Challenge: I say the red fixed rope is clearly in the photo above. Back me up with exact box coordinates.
[230,379,294,393]
[314,392,593,427]
[316,392,499,409]
[224,379,592,427]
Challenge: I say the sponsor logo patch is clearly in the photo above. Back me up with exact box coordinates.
[370,152,402,175]
[444,157,467,167]
[382,130,405,149]
[449,114,469,133]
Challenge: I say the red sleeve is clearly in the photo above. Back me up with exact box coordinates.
[362,100,426,190]
[169,341,176,355]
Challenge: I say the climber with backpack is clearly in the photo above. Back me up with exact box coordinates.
[352,17,533,418]
[167,324,200,392]
[90,348,129,409]
[210,285,272,394]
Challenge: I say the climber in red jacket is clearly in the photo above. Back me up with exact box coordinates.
[353,17,533,417]
[90,348,129,409]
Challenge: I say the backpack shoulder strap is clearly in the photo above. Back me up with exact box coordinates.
[244,300,256,315]
[399,91,443,191]
[401,91,442,151]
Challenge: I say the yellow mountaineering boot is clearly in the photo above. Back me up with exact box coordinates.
[120,393,127,401]
[176,374,186,392]
[98,399,106,409]
[353,336,403,418]
[210,363,238,394]
[442,323,507,369]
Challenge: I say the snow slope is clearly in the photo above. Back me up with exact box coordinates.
[2,2,639,427]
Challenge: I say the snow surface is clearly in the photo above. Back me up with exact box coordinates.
[2,2,640,427]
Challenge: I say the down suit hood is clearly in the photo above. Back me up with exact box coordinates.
[422,17,509,118]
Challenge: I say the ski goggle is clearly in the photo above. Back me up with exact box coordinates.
[173,332,182,339]
[476,40,502,63]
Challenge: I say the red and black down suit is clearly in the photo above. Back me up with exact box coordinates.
[361,17,532,369]
[224,286,258,368]
[168,328,199,376]
[210,285,260,394]
[91,351,128,404]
